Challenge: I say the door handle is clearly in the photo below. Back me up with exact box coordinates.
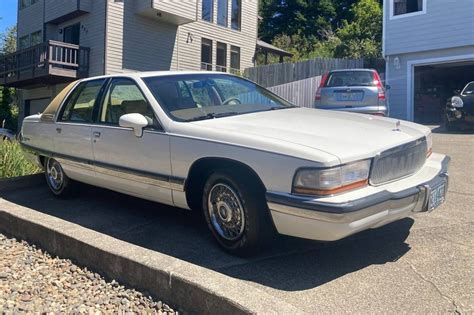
[93,132,101,138]
[56,128,62,134]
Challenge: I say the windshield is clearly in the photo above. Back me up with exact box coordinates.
[143,74,293,121]
[325,71,376,87]
[462,82,474,95]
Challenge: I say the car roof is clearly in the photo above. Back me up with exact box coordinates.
[329,69,376,73]
[79,71,235,82]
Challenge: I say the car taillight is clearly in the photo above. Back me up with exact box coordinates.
[373,71,385,100]
[315,72,329,101]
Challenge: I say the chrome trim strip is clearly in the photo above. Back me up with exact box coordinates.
[20,143,185,191]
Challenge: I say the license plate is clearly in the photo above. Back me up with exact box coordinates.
[428,182,446,211]
[337,92,363,101]
[341,93,351,100]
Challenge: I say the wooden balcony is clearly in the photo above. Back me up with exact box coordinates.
[0,40,90,88]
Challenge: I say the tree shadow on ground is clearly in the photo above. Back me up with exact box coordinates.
[1,182,413,291]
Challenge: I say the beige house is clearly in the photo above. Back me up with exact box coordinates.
[1,0,259,123]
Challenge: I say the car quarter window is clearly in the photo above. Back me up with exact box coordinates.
[60,80,105,123]
[100,78,158,127]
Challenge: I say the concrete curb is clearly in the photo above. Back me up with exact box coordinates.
[0,176,301,314]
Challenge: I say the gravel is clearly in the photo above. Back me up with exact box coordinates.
[0,233,177,313]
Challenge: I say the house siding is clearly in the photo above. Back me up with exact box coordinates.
[53,1,106,77]
[152,0,197,22]
[177,0,258,71]
[17,0,44,40]
[44,0,92,23]
[386,46,474,120]
[384,0,474,56]
[106,0,179,74]
[106,0,257,74]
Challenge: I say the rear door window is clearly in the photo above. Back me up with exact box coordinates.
[325,71,375,87]
[60,80,105,123]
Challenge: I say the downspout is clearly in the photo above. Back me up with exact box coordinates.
[103,0,108,75]
[42,0,46,41]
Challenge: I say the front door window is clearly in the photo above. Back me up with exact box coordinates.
[100,78,158,127]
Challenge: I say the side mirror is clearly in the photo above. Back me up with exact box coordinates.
[119,113,148,137]
[384,84,391,90]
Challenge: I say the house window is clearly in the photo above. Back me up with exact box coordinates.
[230,45,240,72]
[393,0,424,16]
[217,0,228,27]
[30,31,42,46]
[231,0,241,30]
[202,0,214,22]
[216,42,227,72]
[19,35,29,50]
[201,38,213,71]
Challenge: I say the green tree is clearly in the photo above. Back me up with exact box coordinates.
[259,0,336,43]
[334,0,382,59]
[0,25,17,54]
[0,24,18,131]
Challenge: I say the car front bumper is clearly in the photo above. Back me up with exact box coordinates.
[266,154,450,241]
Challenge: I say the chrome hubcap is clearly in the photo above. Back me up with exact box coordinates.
[46,159,64,191]
[208,183,245,241]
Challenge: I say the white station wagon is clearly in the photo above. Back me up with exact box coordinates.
[21,72,450,256]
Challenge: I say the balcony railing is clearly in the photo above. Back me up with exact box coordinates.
[0,40,90,88]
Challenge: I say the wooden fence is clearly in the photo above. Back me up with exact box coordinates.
[244,57,364,87]
[268,76,322,108]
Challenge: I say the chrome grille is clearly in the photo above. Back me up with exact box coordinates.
[370,138,428,186]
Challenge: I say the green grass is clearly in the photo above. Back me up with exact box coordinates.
[0,141,42,179]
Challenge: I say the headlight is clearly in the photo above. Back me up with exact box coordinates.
[293,159,371,196]
[426,132,433,157]
[451,96,464,108]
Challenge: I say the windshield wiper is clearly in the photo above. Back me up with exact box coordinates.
[185,112,239,122]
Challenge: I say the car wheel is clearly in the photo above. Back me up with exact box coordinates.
[202,170,273,256]
[44,157,75,197]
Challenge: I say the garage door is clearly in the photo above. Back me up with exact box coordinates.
[26,98,51,116]
[414,61,474,123]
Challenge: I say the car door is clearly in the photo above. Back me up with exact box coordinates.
[54,79,106,184]
[91,78,173,205]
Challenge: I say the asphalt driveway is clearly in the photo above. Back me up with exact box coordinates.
[1,127,473,313]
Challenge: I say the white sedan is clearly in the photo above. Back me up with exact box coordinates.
[20,72,450,256]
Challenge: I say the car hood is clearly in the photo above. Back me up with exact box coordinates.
[190,108,429,164]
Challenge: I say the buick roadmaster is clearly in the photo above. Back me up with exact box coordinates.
[21,72,450,255]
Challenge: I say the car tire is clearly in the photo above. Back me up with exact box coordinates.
[202,170,273,256]
[44,157,75,198]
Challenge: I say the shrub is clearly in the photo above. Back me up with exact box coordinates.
[0,141,42,178]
